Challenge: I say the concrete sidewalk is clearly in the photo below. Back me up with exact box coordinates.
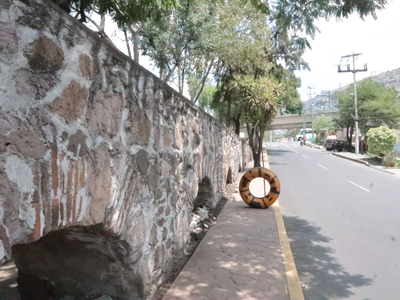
[162,154,304,300]
[331,152,400,178]
[305,142,400,178]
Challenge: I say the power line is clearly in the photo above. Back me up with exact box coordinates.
[369,18,400,42]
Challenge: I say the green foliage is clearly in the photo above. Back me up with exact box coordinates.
[232,75,283,166]
[334,78,400,147]
[235,75,283,121]
[140,0,216,83]
[367,126,399,166]
[95,0,179,25]
[198,84,216,113]
[278,73,303,115]
[396,160,400,168]
[283,97,303,115]
[313,115,334,145]
[313,115,334,140]
[188,77,216,113]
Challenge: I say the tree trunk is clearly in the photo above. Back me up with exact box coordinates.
[179,68,184,94]
[349,124,354,152]
[133,30,139,63]
[256,125,265,167]
[253,149,261,167]
[128,25,140,63]
[160,68,165,80]
[346,123,354,152]
[346,124,351,145]
[194,58,214,104]
[248,124,265,168]
[123,28,132,59]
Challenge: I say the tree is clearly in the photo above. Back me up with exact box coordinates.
[140,0,218,93]
[335,78,400,150]
[232,75,283,167]
[313,115,334,144]
[64,0,180,62]
[367,126,399,166]
[209,0,306,135]
[278,73,303,115]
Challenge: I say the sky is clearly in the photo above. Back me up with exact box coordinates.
[295,0,400,101]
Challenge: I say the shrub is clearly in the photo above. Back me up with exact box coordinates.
[367,126,399,167]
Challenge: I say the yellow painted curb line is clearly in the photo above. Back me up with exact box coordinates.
[273,202,304,300]
[263,149,305,300]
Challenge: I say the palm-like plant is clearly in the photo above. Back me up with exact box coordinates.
[233,75,283,167]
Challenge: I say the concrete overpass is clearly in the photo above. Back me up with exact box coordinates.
[266,110,340,130]
[239,110,340,138]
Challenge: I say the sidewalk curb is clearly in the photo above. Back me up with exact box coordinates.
[264,150,305,300]
[332,152,370,166]
[332,152,397,175]
[305,143,323,149]
[273,202,305,300]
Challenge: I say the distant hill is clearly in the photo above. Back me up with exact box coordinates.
[370,68,400,91]
[304,67,400,111]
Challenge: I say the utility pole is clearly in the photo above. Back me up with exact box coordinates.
[308,86,314,141]
[327,91,331,109]
[338,53,367,154]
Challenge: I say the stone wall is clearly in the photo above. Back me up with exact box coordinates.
[0,0,253,298]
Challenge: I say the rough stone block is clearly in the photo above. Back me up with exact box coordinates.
[0,22,18,54]
[13,69,57,100]
[8,129,47,159]
[79,53,93,79]
[86,91,125,138]
[48,80,88,123]
[25,36,64,72]
[126,106,151,146]
[87,146,112,224]
[136,150,149,174]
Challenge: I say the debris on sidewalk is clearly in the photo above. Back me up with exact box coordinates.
[190,206,215,240]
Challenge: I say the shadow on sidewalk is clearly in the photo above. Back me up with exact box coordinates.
[162,199,288,300]
[282,216,373,300]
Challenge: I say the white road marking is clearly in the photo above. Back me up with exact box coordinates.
[285,145,298,153]
[302,155,308,159]
[348,180,370,192]
[317,164,328,170]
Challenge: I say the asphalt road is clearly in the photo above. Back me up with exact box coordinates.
[266,141,400,300]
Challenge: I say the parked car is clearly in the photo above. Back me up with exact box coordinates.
[332,139,346,152]
[324,139,335,150]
